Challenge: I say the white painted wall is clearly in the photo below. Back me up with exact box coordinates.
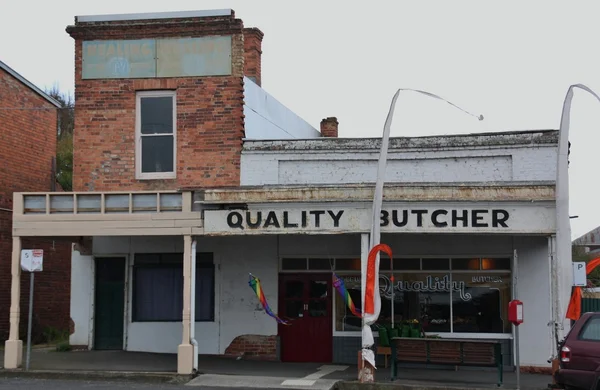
[69,245,94,348]
[72,235,282,355]
[70,234,362,354]
[241,140,557,186]
[243,77,321,140]
[513,236,553,367]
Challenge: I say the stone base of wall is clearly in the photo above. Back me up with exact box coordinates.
[224,335,278,361]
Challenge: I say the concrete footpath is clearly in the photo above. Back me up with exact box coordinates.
[0,349,554,390]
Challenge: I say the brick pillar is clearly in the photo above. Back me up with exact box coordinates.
[243,28,264,86]
[320,117,339,137]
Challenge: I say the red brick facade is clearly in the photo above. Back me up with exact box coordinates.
[66,12,259,192]
[224,334,277,360]
[243,28,263,86]
[0,66,71,342]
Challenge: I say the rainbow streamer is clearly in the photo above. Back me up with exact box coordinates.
[248,273,290,325]
[332,273,362,318]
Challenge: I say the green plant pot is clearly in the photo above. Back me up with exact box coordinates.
[378,327,390,347]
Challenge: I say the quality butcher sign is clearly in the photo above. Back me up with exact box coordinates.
[203,204,556,235]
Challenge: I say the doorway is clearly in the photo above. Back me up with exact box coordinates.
[278,273,332,362]
[94,257,126,350]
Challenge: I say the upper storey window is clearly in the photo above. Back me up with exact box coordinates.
[136,91,176,180]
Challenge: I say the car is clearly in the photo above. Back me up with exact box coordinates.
[555,312,600,390]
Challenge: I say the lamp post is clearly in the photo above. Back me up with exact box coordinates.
[359,88,483,383]
[552,84,600,368]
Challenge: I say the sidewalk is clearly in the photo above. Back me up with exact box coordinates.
[0,350,553,390]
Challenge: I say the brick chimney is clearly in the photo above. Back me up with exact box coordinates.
[320,117,339,137]
[243,27,264,86]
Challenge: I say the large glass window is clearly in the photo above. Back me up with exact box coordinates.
[332,257,512,334]
[132,253,214,322]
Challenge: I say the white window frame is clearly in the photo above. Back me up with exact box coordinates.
[135,90,177,180]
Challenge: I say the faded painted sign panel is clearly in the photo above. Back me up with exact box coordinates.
[82,36,232,79]
[82,39,156,79]
[156,36,232,77]
[203,204,556,235]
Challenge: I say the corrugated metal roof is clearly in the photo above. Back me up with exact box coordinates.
[0,60,61,108]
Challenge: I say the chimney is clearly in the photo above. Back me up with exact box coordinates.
[243,27,264,86]
[320,117,339,137]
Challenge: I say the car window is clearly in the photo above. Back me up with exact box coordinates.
[579,316,600,341]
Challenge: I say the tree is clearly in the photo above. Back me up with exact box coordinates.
[45,86,74,191]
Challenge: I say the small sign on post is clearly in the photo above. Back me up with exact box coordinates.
[509,299,524,390]
[573,262,587,287]
[21,249,43,272]
[20,249,43,371]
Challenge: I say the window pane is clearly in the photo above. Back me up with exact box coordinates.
[141,96,173,134]
[336,258,361,271]
[452,272,511,333]
[452,258,481,270]
[377,273,451,334]
[285,281,304,299]
[481,258,511,270]
[310,280,328,299]
[394,258,420,270]
[422,258,450,270]
[195,265,214,321]
[133,254,215,322]
[580,317,600,341]
[133,267,183,321]
[380,258,391,270]
[141,135,174,173]
[308,258,331,270]
[334,275,362,331]
[281,258,306,270]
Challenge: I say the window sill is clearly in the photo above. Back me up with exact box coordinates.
[136,173,177,181]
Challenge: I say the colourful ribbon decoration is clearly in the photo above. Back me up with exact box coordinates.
[333,273,361,318]
[248,273,290,325]
[365,243,393,315]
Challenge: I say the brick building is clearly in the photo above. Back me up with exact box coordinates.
[4,9,573,377]
[0,60,71,343]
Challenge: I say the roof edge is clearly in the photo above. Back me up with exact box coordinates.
[75,9,233,23]
[0,60,61,108]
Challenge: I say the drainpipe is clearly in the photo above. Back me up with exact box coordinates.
[191,240,198,373]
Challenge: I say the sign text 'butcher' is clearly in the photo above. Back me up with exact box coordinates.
[225,208,510,230]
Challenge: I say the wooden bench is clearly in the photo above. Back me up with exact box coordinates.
[390,337,504,387]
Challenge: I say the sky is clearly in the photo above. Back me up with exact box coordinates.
[2,1,600,239]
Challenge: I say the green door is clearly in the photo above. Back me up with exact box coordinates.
[94,257,125,350]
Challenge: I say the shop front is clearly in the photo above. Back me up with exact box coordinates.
[201,184,557,369]
[6,183,559,373]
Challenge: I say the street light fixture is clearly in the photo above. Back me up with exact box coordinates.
[359,88,483,383]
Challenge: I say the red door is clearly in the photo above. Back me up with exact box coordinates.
[279,273,332,363]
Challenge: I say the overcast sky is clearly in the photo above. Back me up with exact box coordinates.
[2,1,600,239]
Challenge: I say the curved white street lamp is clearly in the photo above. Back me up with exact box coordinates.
[553,84,600,360]
[360,88,484,382]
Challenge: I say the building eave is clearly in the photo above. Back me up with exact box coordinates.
[190,182,557,204]
[242,129,559,152]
